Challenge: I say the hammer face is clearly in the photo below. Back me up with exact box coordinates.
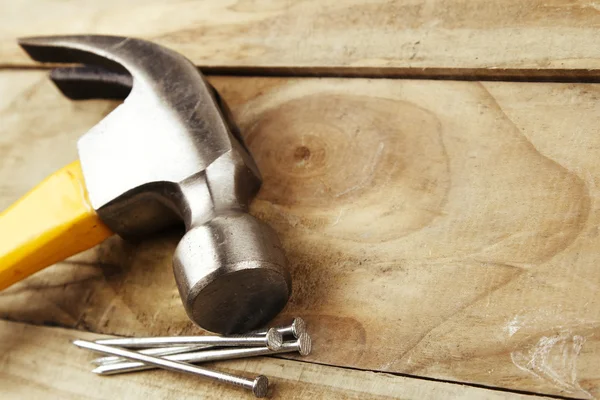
[174,212,291,334]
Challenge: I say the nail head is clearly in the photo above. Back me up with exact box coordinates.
[298,333,312,356]
[266,328,283,350]
[291,317,306,338]
[252,375,269,398]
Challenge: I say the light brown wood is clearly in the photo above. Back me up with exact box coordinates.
[1,320,549,400]
[1,71,600,398]
[2,0,600,77]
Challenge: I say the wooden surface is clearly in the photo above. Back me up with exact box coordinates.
[0,320,551,400]
[1,71,600,398]
[2,0,600,78]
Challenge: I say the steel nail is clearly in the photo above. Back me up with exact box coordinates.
[93,333,312,375]
[92,344,209,365]
[73,340,269,398]
[251,317,306,339]
[94,328,283,351]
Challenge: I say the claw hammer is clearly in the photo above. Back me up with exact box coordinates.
[0,36,291,334]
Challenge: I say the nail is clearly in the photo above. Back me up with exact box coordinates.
[93,333,312,375]
[94,328,283,351]
[73,340,268,398]
[93,319,306,364]
[251,317,306,338]
[92,344,209,365]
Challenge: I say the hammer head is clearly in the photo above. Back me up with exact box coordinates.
[19,36,291,334]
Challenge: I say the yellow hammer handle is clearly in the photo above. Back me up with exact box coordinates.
[0,160,113,290]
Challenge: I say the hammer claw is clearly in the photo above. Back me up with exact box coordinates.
[18,36,130,73]
[50,66,132,100]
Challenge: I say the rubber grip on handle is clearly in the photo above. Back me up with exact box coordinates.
[0,160,113,290]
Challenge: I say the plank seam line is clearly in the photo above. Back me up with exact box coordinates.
[3,65,600,84]
[269,356,586,400]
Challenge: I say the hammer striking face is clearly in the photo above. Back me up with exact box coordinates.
[0,35,291,334]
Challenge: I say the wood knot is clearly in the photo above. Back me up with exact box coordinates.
[294,146,311,162]
[239,90,450,242]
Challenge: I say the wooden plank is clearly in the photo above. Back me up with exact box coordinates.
[1,71,600,398]
[2,0,600,77]
[0,320,547,400]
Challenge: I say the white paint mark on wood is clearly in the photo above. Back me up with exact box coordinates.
[504,315,523,337]
[332,208,345,226]
[511,331,590,398]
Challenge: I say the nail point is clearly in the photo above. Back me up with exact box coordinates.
[91,365,105,375]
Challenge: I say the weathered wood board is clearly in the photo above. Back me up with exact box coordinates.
[2,0,600,77]
[1,71,600,398]
[0,320,551,399]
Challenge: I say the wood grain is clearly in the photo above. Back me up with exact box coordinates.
[1,71,600,398]
[2,0,600,77]
[1,320,550,399]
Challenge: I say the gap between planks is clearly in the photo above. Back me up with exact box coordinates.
[293,358,584,400]
[3,64,600,83]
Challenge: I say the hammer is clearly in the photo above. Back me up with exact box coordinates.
[0,35,291,334]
